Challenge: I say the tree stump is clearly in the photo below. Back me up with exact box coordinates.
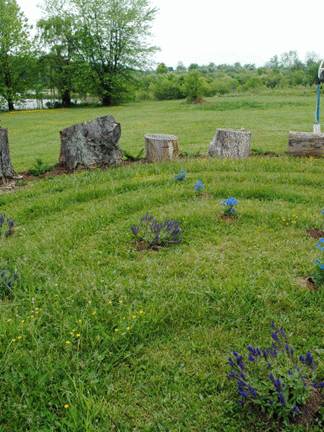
[145,134,179,162]
[0,127,16,181]
[288,131,324,156]
[59,115,123,170]
[208,128,251,159]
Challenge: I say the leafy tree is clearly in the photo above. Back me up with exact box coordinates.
[183,70,207,102]
[36,16,81,107]
[39,0,158,106]
[0,0,33,110]
[156,63,169,74]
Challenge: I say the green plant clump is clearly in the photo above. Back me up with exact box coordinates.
[131,213,184,246]
[227,323,324,427]
[29,158,54,176]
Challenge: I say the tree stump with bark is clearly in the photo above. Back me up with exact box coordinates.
[288,131,324,156]
[0,127,16,181]
[208,128,251,159]
[59,115,123,170]
[145,134,179,162]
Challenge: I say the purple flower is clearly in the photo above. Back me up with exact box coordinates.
[311,382,318,388]
[227,370,236,379]
[239,390,247,399]
[238,399,244,405]
[248,354,255,362]
[267,363,272,369]
[248,385,257,397]
[293,405,300,414]
[233,351,239,357]
[288,370,293,376]
[238,372,246,380]
[228,357,234,366]
[299,355,306,364]
[271,332,279,342]
[269,373,275,382]
[270,322,276,329]
[290,348,294,355]
[269,400,274,405]
[305,351,314,366]
[278,394,286,405]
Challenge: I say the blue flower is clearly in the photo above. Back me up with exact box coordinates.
[317,239,324,250]
[269,400,274,406]
[195,180,204,192]
[175,170,186,180]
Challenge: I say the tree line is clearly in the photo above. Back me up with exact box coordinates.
[0,0,322,111]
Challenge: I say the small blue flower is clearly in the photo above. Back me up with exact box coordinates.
[175,170,186,180]
[278,393,286,405]
[269,400,274,406]
[317,239,324,250]
[195,180,204,193]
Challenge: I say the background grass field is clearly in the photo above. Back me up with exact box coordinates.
[1,93,324,431]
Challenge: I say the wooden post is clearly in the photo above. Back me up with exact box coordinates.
[145,134,179,162]
[0,127,15,181]
[288,131,324,156]
[208,128,251,159]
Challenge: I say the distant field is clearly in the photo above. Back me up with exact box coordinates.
[0,93,319,172]
[1,94,324,431]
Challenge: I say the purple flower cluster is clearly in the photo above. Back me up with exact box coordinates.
[0,261,19,298]
[131,213,184,245]
[0,215,14,237]
[227,322,324,420]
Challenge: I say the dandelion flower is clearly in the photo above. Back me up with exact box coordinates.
[132,315,136,319]
[21,320,24,323]
[76,334,80,337]
[12,339,16,342]
[66,341,70,344]
[17,336,22,339]
[126,327,130,331]
[92,311,96,315]
[115,328,119,332]
[30,316,34,318]
[64,404,69,409]
[7,319,11,322]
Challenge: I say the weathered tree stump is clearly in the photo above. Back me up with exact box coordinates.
[288,131,324,156]
[145,134,179,162]
[208,128,251,159]
[0,126,16,181]
[59,115,123,169]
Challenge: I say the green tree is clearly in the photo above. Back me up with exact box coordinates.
[39,0,158,106]
[183,70,207,102]
[156,63,169,74]
[0,0,33,110]
[36,16,81,107]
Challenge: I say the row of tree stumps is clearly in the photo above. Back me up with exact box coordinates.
[2,115,324,184]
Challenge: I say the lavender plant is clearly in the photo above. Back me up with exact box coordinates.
[227,323,324,426]
[313,238,324,287]
[174,170,186,181]
[221,197,238,216]
[131,213,184,246]
[0,262,19,299]
[0,215,14,238]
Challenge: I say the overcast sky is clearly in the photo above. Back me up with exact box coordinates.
[16,0,323,68]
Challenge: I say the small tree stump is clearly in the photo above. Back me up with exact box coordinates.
[59,115,123,170]
[208,128,251,159]
[0,127,16,181]
[145,134,179,162]
[288,131,324,156]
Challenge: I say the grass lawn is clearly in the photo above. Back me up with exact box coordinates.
[1,93,324,431]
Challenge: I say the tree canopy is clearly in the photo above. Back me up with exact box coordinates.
[38,0,159,106]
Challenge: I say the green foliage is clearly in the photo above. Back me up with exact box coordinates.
[153,74,185,100]
[123,148,144,161]
[0,0,34,110]
[184,70,207,102]
[29,158,54,176]
[156,62,169,74]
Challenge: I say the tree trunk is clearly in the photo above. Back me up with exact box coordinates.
[7,98,14,112]
[145,134,179,162]
[0,127,16,180]
[208,128,251,159]
[288,131,324,156]
[61,89,72,107]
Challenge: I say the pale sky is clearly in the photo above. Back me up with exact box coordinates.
[16,0,323,68]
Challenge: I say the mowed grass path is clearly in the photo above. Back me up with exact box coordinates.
[1,95,324,431]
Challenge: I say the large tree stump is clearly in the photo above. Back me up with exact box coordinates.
[145,134,179,162]
[0,126,16,180]
[288,131,324,156]
[208,128,251,159]
[59,115,123,169]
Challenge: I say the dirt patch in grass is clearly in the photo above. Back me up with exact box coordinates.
[217,214,238,222]
[306,228,324,239]
[294,276,318,291]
